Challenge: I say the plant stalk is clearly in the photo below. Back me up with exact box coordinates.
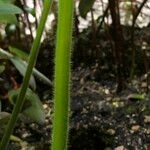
[51,0,74,149]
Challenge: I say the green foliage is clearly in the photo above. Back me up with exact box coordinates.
[0,1,22,24]
[79,0,95,18]
[0,0,52,149]
[0,48,36,90]
[9,46,29,61]
[0,48,52,87]
[0,14,17,24]
[8,88,45,124]
[127,93,145,101]
[9,46,53,88]
[0,3,22,14]
[0,0,15,3]
[0,0,149,149]
[10,57,36,90]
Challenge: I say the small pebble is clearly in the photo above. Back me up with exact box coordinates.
[114,145,125,150]
[131,125,140,132]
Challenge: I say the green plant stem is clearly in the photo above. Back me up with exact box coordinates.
[0,0,52,149]
[51,0,74,150]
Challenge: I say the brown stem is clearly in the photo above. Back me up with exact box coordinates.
[22,0,34,41]
[130,0,148,79]
[109,0,126,92]
[74,9,79,37]
[33,0,38,29]
[96,4,109,36]
[90,9,97,59]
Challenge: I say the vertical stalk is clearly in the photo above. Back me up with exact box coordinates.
[51,0,74,150]
[109,0,126,92]
[22,0,34,40]
[90,9,97,58]
[130,0,148,79]
[0,0,52,149]
[96,4,109,36]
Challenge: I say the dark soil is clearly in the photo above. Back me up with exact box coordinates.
[5,67,149,150]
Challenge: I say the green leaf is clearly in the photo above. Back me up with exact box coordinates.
[0,3,22,14]
[20,60,52,86]
[8,88,45,124]
[0,14,17,24]
[10,57,36,90]
[127,93,145,101]
[0,0,15,3]
[0,48,52,86]
[0,48,13,58]
[78,0,95,18]
[32,67,53,86]
[9,46,29,61]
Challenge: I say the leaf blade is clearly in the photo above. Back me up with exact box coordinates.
[78,0,95,18]
[0,3,22,14]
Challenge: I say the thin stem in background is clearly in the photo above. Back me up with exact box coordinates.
[109,0,126,92]
[33,0,38,29]
[96,4,109,36]
[130,0,148,79]
[22,0,34,41]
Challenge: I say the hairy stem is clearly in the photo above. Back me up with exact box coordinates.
[51,0,74,150]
